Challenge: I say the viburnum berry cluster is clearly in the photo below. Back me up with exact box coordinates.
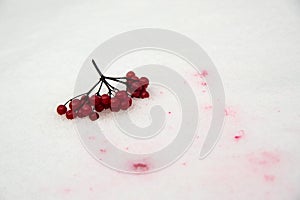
[56,60,150,121]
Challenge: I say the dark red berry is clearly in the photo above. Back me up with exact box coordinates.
[89,95,101,106]
[140,91,150,99]
[128,97,132,106]
[66,110,76,119]
[69,99,81,110]
[101,94,111,106]
[95,104,104,112]
[89,112,99,121]
[126,71,135,78]
[131,90,140,98]
[57,105,67,115]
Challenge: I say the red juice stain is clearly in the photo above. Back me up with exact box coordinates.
[194,70,208,78]
[182,162,187,166]
[264,174,275,182]
[99,149,106,153]
[204,105,213,110]
[89,187,93,192]
[63,188,71,194]
[88,136,96,140]
[234,130,245,141]
[248,151,280,166]
[201,82,207,86]
[224,107,237,117]
[132,163,149,172]
[168,111,171,114]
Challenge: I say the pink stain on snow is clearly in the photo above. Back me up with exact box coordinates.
[88,136,96,140]
[132,163,149,172]
[248,151,280,166]
[204,105,213,110]
[234,130,245,141]
[194,70,209,78]
[168,111,171,114]
[225,107,237,117]
[264,174,276,182]
[99,149,106,153]
[201,82,207,86]
[63,188,71,194]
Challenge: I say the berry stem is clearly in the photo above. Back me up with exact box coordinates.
[92,59,104,77]
[105,77,127,85]
[96,80,104,95]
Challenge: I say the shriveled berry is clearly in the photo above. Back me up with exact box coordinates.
[80,95,89,102]
[77,110,85,118]
[139,77,149,88]
[69,99,81,110]
[140,91,150,99]
[111,106,121,112]
[120,100,130,110]
[127,75,139,85]
[126,71,135,78]
[131,82,143,92]
[66,110,76,119]
[89,95,101,106]
[80,104,92,116]
[110,97,120,108]
[89,112,99,121]
[57,105,67,115]
[95,104,104,112]
[115,90,127,100]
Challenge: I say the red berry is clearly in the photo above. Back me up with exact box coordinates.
[139,77,149,88]
[126,71,135,78]
[131,90,140,98]
[69,99,81,110]
[110,97,120,108]
[89,95,101,106]
[89,112,99,121]
[101,94,111,106]
[120,99,130,110]
[111,106,121,112]
[110,97,121,112]
[57,105,67,115]
[80,104,92,116]
[66,110,76,119]
[95,104,104,112]
[131,82,143,92]
[77,110,85,118]
[128,97,132,106]
[115,90,127,100]
[140,91,149,99]
[127,75,139,85]
[80,95,89,102]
